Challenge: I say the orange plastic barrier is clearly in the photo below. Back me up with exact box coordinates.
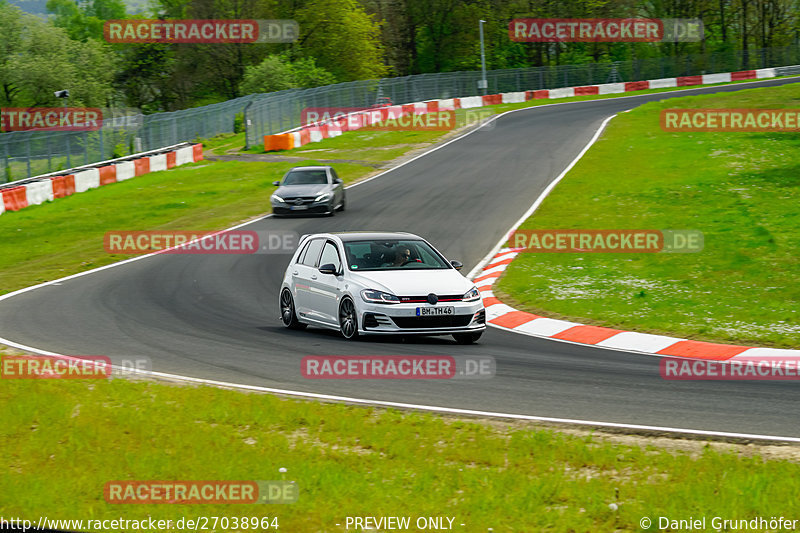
[98,165,117,186]
[264,134,294,151]
[299,128,311,145]
[2,186,28,211]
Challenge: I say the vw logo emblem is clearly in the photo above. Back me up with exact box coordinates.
[426,293,438,305]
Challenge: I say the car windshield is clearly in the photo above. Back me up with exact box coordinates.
[282,170,328,185]
[343,239,451,271]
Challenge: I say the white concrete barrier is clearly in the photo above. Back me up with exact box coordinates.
[459,96,483,108]
[175,146,194,166]
[597,83,626,95]
[309,129,323,143]
[549,88,575,99]
[25,180,54,206]
[702,73,731,84]
[149,154,167,172]
[116,160,136,181]
[74,169,100,193]
[756,67,777,79]
[501,92,526,104]
[649,77,678,89]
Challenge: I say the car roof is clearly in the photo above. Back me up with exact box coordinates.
[288,166,333,171]
[301,231,422,243]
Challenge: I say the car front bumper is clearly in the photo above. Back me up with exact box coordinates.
[357,300,486,335]
[272,200,333,215]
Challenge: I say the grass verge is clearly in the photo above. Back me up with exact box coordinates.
[495,81,800,348]
[0,159,372,295]
[2,367,800,531]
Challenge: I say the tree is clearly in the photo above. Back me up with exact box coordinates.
[295,0,386,80]
[240,54,336,94]
[0,3,117,107]
[47,0,127,41]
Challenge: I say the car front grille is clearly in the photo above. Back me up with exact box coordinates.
[397,294,463,303]
[282,196,318,205]
[390,315,475,329]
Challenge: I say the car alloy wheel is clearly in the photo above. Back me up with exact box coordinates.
[280,288,306,329]
[338,297,358,339]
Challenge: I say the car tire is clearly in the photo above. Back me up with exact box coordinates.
[280,288,306,330]
[338,297,359,339]
[453,331,482,344]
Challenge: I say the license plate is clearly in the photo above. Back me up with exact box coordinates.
[416,306,454,316]
[290,205,308,210]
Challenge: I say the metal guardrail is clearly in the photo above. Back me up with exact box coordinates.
[3,44,800,182]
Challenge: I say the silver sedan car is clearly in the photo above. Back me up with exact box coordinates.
[271,166,345,216]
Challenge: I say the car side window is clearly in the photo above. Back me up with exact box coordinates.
[319,241,341,272]
[330,168,339,182]
[301,239,325,267]
[296,240,311,264]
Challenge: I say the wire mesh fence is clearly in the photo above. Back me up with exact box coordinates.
[3,43,800,183]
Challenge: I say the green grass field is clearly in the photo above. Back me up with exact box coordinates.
[496,82,800,348]
[2,360,800,531]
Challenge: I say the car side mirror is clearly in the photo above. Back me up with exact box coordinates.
[272,181,281,186]
[450,260,463,271]
[334,178,343,184]
[319,263,339,275]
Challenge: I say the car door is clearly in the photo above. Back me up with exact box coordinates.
[293,238,325,320]
[310,240,344,325]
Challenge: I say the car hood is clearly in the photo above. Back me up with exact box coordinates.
[276,184,329,197]
[348,269,475,296]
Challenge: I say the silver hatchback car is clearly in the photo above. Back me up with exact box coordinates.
[271,166,346,216]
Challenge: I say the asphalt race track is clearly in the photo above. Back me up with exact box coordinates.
[2,78,799,439]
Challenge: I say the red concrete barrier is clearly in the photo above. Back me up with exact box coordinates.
[166,151,177,169]
[98,165,117,186]
[2,186,28,211]
[677,75,703,87]
[134,158,150,176]
[731,70,757,81]
[51,175,76,199]
[426,101,439,112]
[192,143,204,161]
[574,86,599,96]
[482,94,503,106]
[624,81,650,91]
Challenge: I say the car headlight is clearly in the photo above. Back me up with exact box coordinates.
[361,289,400,304]
[271,194,284,203]
[462,286,481,302]
[315,192,332,202]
